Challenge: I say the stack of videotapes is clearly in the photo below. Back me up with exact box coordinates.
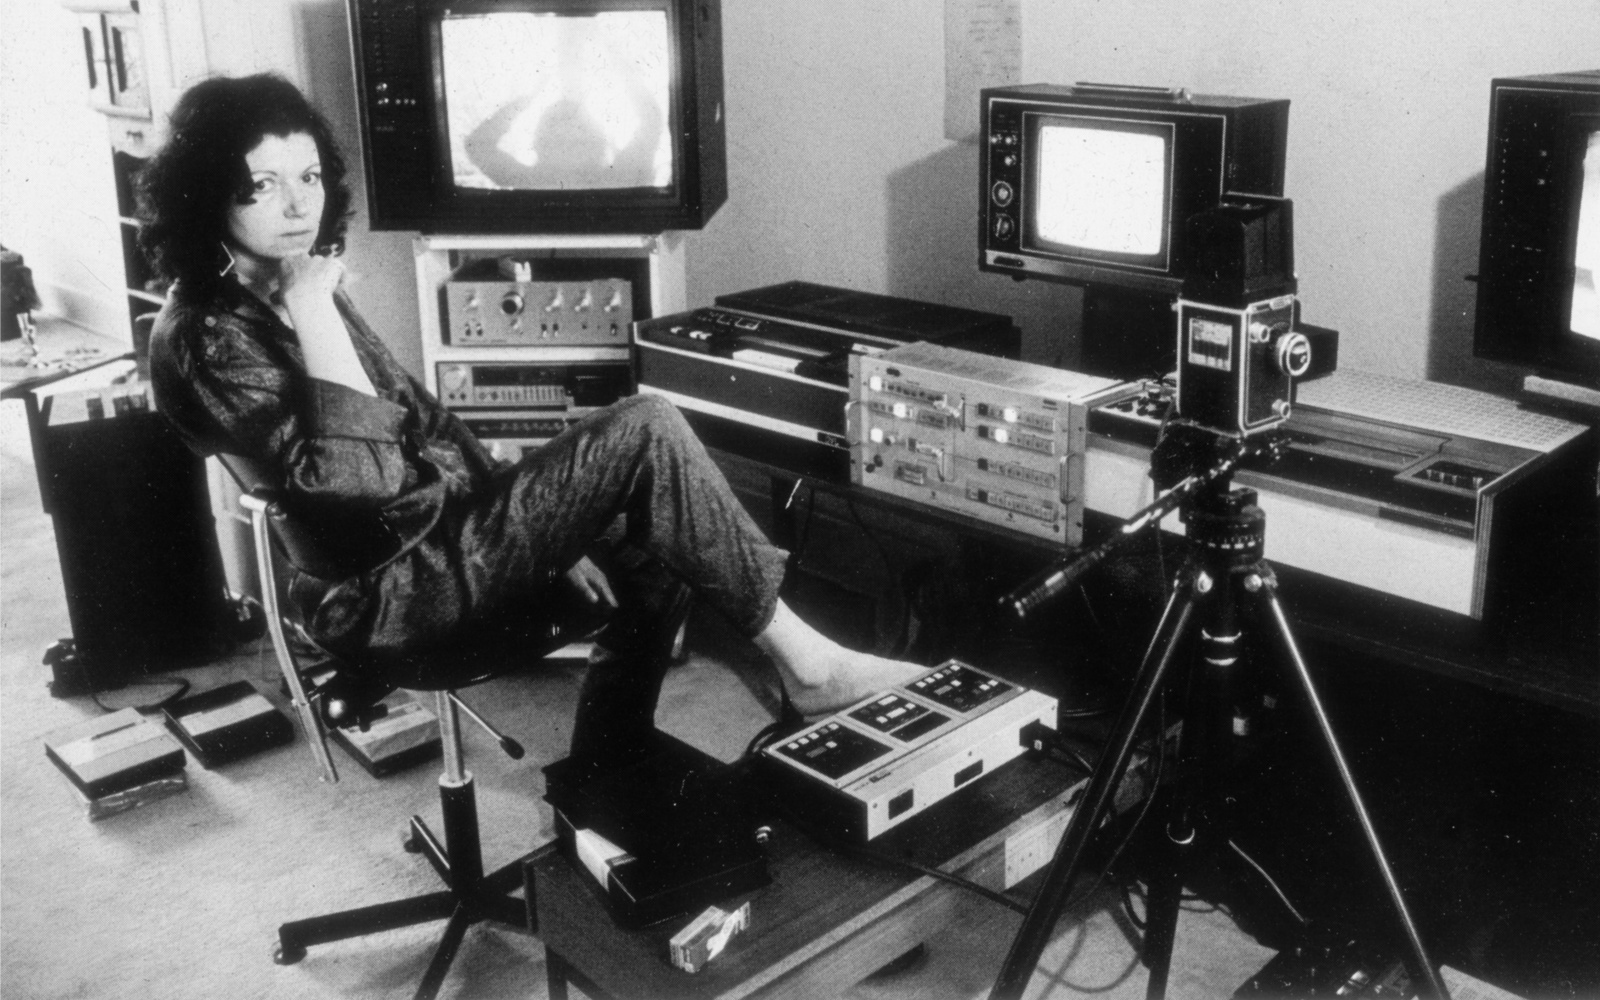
[163,680,294,768]
[42,707,188,821]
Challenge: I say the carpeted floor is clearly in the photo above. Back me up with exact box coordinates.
[0,389,1276,1000]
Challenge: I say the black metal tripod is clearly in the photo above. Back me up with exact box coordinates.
[989,437,1450,1000]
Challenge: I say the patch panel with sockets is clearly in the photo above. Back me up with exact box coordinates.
[849,341,1121,546]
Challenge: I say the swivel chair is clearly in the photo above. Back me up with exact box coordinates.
[230,460,604,1000]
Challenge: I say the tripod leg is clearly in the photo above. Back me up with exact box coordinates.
[1141,857,1185,999]
[1259,586,1450,1000]
[990,587,1198,1000]
[1143,578,1244,1000]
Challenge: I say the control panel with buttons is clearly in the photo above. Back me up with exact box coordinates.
[759,660,1059,841]
[443,278,633,347]
[1088,378,1529,540]
[850,341,1123,547]
[985,108,1024,247]
[435,359,633,410]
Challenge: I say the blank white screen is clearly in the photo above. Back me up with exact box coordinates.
[1572,130,1599,341]
[1034,125,1167,256]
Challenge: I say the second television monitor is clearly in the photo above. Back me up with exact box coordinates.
[979,83,1289,297]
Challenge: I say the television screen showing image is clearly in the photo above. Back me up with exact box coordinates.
[1572,129,1600,341]
[438,11,673,193]
[1033,120,1170,258]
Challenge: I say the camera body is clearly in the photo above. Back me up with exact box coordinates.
[1175,293,1308,437]
[1173,195,1309,438]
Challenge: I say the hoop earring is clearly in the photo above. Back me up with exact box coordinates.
[218,242,237,278]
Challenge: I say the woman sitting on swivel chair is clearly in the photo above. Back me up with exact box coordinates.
[141,73,925,766]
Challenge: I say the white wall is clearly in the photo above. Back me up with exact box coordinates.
[0,0,421,373]
[5,0,1595,387]
[685,0,1084,367]
[1,0,132,339]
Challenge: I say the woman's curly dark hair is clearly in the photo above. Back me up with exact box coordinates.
[137,73,352,295]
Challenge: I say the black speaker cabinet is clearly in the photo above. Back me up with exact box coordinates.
[38,401,230,693]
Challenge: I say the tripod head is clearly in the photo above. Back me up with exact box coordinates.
[1149,422,1282,494]
[1002,424,1284,620]
[1182,475,1268,566]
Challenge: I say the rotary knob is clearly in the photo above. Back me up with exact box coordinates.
[1275,331,1312,377]
[439,366,469,399]
[500,291,524,316]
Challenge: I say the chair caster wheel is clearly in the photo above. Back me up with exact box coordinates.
[272,940,305,966]
[401,827,422,853]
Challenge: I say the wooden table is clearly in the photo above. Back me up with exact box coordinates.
[526,749,1153,1000]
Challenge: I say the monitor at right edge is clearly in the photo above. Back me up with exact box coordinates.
[1474,70,1600,394]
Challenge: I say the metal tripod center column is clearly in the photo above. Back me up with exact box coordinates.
[1142,485,1266,997]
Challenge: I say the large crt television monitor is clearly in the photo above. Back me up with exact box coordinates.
[348,0,726,235]
[979,84,1289,295]
[1474,70,1600,390]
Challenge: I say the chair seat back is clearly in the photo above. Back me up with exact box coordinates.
[221,452,608,780]
[216,454,362,580]
[216,453,403,581]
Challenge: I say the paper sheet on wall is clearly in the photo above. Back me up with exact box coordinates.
[944,0,1021,142]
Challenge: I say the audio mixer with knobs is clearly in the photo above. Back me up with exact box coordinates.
[443,277,633,347]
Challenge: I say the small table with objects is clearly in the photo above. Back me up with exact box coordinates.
[525,746,1153,1000]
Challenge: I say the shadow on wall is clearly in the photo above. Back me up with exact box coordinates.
[296,0,427,379]
[883,142,1085,369]
[1426,171,1523,394]
[297,2,359,150]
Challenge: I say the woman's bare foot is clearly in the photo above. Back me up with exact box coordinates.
[753,600,928,716]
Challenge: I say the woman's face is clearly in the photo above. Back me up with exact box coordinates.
[226,131,325,264]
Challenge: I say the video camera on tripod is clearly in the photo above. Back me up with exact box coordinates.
[991,197,1451,1000]
[1001,195,1314,620]
[1172,194,1312,440]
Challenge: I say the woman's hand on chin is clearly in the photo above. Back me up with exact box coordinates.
[277,252,374,394]
[278,252,344,312]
